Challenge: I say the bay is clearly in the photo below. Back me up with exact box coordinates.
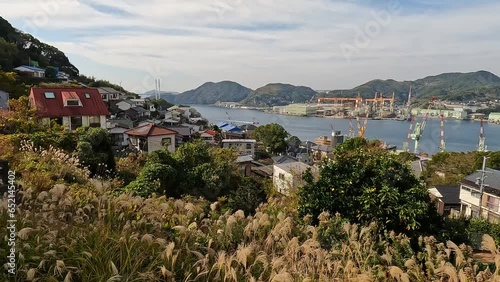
[191,105,500,154]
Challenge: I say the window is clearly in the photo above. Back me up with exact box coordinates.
[66,99,80,106]
[162,138,172,147]
[84,93,91,99]
[487,196,500,212]
[70,116,82,130]
[246,143,252,149]
[111,133,124,144]
[89,116,101,127]
[44,92,55,99]
[279,173,285,180]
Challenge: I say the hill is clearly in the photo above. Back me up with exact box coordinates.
[162,81,252,104]
[241,83,317,107]
[324,71,500,104]
[0,16,79,76]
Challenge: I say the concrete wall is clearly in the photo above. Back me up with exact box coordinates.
[147,135,176,153]
[273,166,295,195]
[222,141,255,156]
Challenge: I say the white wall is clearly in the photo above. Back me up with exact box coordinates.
[147,135,176,153]
[273,166,295,195]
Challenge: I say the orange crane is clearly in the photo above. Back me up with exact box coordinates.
[356,110,369,138]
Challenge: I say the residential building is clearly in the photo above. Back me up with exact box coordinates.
[459,168,500,222]
[14,65,45,78]
[108,125,129,148]
[107,117,134,130]
[0,90,9,110]
[236,155,254,177]
[273,162,312,195]
[98,87,126,102]
[428,186,461,216]
[29,88,109,130]
[200,130,217,144]
[124,107,149,120]
[164,126,193,145]
[222,139,256,157]
[311,144,333,163]
[130,99,146,107]
[125,123,178,153]
[116,100,134,111]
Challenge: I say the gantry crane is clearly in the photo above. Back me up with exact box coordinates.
[403,97,437,154]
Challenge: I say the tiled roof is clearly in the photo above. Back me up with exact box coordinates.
[125,123,178,137]
[204,130,217,136]
[432,185,461,204]
[29,88,109,117]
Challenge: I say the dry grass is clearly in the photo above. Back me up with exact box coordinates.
[1,146,500,281]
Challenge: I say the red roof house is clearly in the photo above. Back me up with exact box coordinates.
[29,88,109,130]
[125,123,178,153]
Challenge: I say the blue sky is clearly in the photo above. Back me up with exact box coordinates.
[2,0,500,93]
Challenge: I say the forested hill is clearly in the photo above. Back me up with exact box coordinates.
[161,81,253,104]
[0,16,79,76]
[324,71,500,104]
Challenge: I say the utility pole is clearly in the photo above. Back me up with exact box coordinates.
[477,156,490,218]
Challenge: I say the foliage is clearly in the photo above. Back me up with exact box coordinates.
[423,151,500,185]
[241,83,317,107]
[0,71,29,99]
[227,177,267,215]
[252,123,289,155]
[299,139,439,236]
[44,66,58,78]
[0,38,17,70]
[76,127,116,176]
[124,140,240,201]
[163,81,252,105]
[116,153,148,185]
[0,96,42,134]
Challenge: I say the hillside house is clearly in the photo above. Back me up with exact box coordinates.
[459,168,500,222]
[108,124,130,148]
[222,139,256,157]
[98,87,126,102]
[429,186,461,216]
[14,65,45,78]
[125,123,178,153]
[200,130,217,144]
[29,88,109,130]
[273,162,312,195]
[0,90,9,110]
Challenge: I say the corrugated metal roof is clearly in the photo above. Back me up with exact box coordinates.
[30,88,109,117]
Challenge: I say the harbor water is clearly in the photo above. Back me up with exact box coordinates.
[192,105,500,154]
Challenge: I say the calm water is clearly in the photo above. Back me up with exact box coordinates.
[192,105,500,154]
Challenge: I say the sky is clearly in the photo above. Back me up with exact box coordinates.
[1,0,500,93]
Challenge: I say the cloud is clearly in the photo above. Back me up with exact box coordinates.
[1,0,500,92]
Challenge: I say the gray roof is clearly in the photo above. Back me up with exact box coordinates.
[165,126,191,136]
[274,162,311,174]
[98,87,124,95]
[272,155,299,164]
[131,107,148,113]
[236,155,254,163]
[463,168,500,196]
[432,185,461,204]
[311,145,333,152]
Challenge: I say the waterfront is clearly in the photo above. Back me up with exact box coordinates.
[192,105,500,154]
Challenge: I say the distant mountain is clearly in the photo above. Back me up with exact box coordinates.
[142,90,179,101]
[324,71,500,104]
[0,16,79,76]
[163,81,252,104]
[241,83,317,107]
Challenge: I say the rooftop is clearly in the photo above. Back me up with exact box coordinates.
[125,123,178,137]
[222,139,256,143]
[274,161,312,174]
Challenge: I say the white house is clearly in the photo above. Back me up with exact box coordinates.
[14,65,45,78]
[130,99,146,107]
[125,123,178,153]
[98,87,126,102]
[460,168,500,222]
[29,88,109,130]
[273,162,312,195]
[108,125,129,148]
[200,130,217,144]
[222,139,256,157]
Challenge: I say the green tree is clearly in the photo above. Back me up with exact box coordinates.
[251,123,289,155]
[0,71,29,99]
[44,66,58,78]
[0,38,17,70]
[228,177,267,215]
[299,139,438,236]
[76,127,116,176]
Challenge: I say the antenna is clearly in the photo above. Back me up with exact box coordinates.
[407,86,412,107]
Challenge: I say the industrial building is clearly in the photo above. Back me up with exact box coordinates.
[410,108,468,120]
[274,104,319,116]
[489,112,500,123]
